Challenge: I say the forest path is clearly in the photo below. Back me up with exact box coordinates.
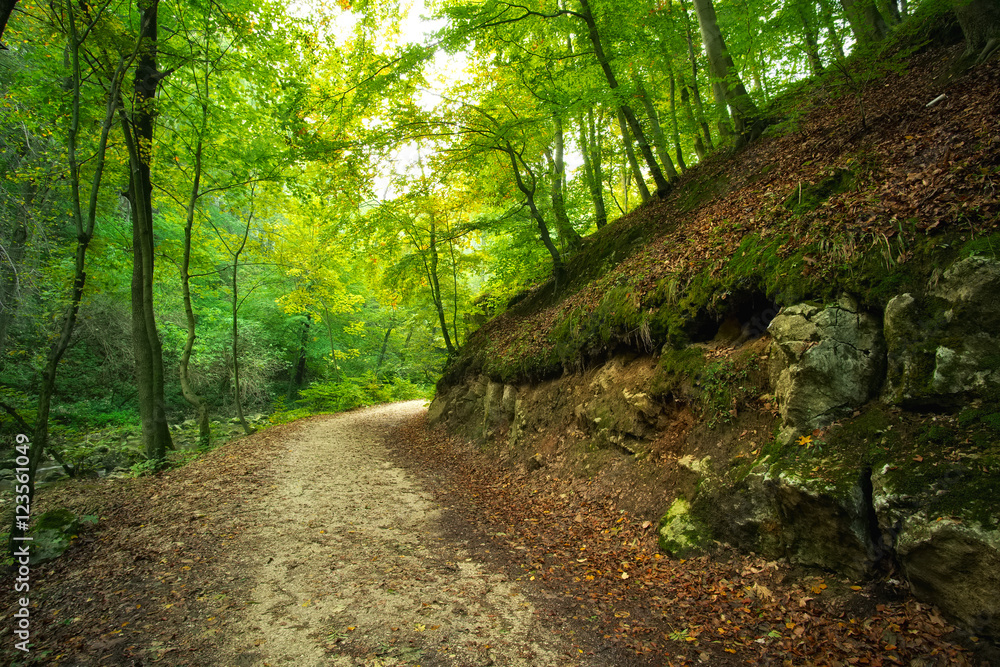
[221,401,574,666]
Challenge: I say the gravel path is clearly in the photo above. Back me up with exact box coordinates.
[222,401,576,666]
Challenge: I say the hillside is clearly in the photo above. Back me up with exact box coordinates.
[429,35,1000,657]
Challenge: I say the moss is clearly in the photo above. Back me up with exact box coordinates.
[461,223,1000,389]
[650,347,706,397]
[657,497,709,555]
[677,171,731,213]
[918,424,955,447]
[783,168,856,214]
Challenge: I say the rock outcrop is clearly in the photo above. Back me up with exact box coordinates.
[431,254,1000,644]
[883,255,1000,407]
[767,296,885,443]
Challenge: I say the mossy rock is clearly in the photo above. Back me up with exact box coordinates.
[658,498,709,556]
[29,508,81,564]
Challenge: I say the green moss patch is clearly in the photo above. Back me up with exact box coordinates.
[783,168,856,214]
[658,497,709,556]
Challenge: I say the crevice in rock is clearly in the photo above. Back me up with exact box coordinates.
[859,465,894,576]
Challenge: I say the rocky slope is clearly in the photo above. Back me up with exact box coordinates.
[431,37,1000,648]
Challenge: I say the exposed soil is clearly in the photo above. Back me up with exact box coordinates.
[0,402,992,666]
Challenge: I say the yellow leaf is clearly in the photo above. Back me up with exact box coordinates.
[797,435,813,446]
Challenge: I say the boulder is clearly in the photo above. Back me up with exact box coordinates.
[873,462,1000,638]
[768,296,885,442]
[897,523,1000,639]
[700,467,880,578]
[658,498,708,556]
[884,255,1000,407]
[29,508,81,564]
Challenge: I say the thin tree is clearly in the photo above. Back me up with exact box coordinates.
[11,0,132,552]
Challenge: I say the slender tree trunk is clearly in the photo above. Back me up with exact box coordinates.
[320,303,341,380]
[230,215,252,435]
[0,204,28,358]
[678,0,716,150]
[376,325,393,379]
[578,108,607,229]
[680,85,707,160]
[635,78,680,180]
[617,108,650,203]
[818,0,848,60]
[691,0,765,147]
[578,0,670,196]
[426,211,457,354]
[287,315,310,400]
[180,132,211,448]
[504,143,564,285]
[548,115,581,249]
[122,0,172,461]
[663,60,687,172]
[797,1,825,75]
[178,12,216,449]
[11,1,124,553]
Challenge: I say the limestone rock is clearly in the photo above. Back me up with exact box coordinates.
[701,468,879,578]
[426,396,448,424]
[899,522,1000,638]
[872,462,1000,637]
[658,498,707,556]
[768,296,885,442]
[884,255,1000,406]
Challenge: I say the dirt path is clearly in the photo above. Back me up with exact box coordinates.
[220,401,575,666]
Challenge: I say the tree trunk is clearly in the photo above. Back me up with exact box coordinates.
[320,302,341,380]
[663,60,687,172]
[635,78,680,180]
[839,0,888,45]
[287,315,310,400]
[230,202,253,435]
[818,0,848,60]
[0,206,27,358]
[578,108,607,229]
[878,0,901,25]
[680,84,708,160]
[548,115,581,249]
[691,0,765,148]
[122,0,172,462]
[577,0,670,197]
[678,0,716,151]
[376,325,393,379]
[427,210,457,354]
[0,0,17,47]
[10,0,123,553]
[616,108,650,204]
[180,130,211,448]
[953,0,1000,65]
[504,143,565,286]
[797,0,825,75]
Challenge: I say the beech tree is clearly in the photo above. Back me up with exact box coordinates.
[690,0,766,147]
